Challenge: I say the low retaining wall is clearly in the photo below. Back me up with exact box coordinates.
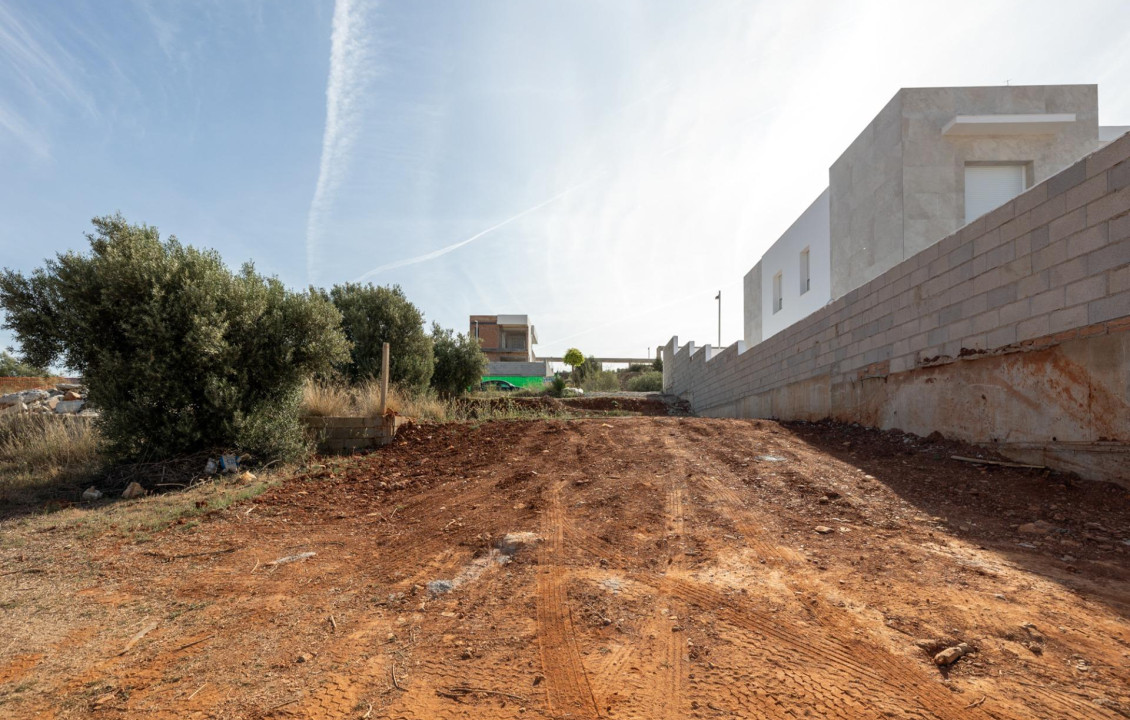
[664,133,1130,484]
[302,414,408,454]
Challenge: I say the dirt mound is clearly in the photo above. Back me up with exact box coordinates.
[1,417,1127,719]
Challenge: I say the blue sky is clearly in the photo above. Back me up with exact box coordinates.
[3,0,1130,365]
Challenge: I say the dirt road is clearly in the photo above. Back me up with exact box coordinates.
[1,416,1128,718]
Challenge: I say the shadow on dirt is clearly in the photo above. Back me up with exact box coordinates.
[784,420,1130,613]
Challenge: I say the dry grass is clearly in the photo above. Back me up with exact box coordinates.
[301,380,450,422]
[0,414,104,510]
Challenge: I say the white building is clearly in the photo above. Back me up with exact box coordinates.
[745,84,1128,346]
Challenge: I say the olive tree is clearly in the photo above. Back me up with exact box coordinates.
[0,214,350,461]
[429,323,486,396]
[328,283,433,390]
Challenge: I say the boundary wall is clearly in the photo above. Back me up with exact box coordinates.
[664,133,1130,483]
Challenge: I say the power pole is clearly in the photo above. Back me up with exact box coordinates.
[715,291,721,347]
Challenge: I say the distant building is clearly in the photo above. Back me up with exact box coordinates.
[745,84,1129,345]
[470,314,548,388]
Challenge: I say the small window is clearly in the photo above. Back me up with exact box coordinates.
[965,164,1027,223]
[799,248,810,295]
[772,272,783,314]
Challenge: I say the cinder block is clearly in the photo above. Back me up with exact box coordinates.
[1086,184,1130,227]
[1049,207,1086,243]
[1111,158,1130,193]
[999,212,1033,243]
[1030,288,1065,316]
[1017,270,1050,299]
[1065,275,1108,307]
[1064,174,1107,212]
[1017,314,1050,342]
[1046,158,1087,198]
[986,283,1018,310]
[986,325,1017,349]
[1048,257,1089,288]
[971,310,1000,334]
[1031,193,1066,229]
[1111,264,1130,294]
[999,298,1031,325]
[1015,182,1049,214]
[1048,305,1088,334]
[948,242,974,269]
[1086,132,1130,176]
[1065,224,1109,260]
[1032,239,1069,273]
[982,199,1017,230]
[1087,237,1130,275]
[1087,291,1130,324]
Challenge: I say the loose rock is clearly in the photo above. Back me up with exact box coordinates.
[814,526,833,534]
[121,482,145,499]
[933,642,972,666]
[82,487,103,501]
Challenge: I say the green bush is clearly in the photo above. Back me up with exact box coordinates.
[627,371,663,392]
[430,323,486,397]
[328,283,433,390]
[581,370,620,393]
[0,351,46,377]
[0,214,350,462]
[548,375,568,398]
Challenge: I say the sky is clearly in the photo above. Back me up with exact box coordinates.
[3,0,1130,366]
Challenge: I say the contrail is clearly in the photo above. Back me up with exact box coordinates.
[306,0,380,284]
[353,173,602,282]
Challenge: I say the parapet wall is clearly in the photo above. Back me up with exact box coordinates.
[664,132,1130,483]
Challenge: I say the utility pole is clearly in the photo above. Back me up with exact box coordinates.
[715,291,721,347]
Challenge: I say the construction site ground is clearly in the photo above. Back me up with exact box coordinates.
[1,410,1128,719]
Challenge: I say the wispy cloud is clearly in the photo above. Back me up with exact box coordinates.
[0,3,97,117]
[353,173,602,282]
[305,0,382,285]
[0,103,49,158]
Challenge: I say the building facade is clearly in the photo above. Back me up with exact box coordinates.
[470,314,538,363]
[745,84,1128,346]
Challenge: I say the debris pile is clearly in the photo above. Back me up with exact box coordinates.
[0,383,94,416]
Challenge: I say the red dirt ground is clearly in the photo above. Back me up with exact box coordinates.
[1,415,1128,719]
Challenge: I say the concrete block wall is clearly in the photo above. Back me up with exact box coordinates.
[665,132,1130,483]
[302,415,408,454]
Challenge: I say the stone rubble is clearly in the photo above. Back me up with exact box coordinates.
[0,383,96,416]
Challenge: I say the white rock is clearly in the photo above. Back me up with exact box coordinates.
[82,487,103,501]
[54,400,85,414]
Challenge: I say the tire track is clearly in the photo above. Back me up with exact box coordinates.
[537,481,600,719]
[658,486,688,720]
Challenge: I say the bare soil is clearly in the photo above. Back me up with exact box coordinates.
[1,415,1128,719]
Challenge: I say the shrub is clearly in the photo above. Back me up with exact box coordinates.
[0,351,46,377]
[573,355,602,385]
[328,283,433,390]
[430,323,486,397]
[0,214,350,462]
[548,375,568,398]
[582,370,620,393]
[652,355,663,372]
[627,371,663,392]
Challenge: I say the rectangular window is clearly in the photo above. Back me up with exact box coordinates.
[965,164,1027,223]
[799,248,810,295]
[504,332,526,350]
[772,272,783,314]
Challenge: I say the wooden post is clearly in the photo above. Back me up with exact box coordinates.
[379,342,390,416]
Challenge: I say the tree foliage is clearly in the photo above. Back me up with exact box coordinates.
[0,351,46,377]
[429,322,486,397]
[0,214,350,461]
[563,347,584,380]
[572,354,601,385]
[328,283,433,390]
[627,371,663,392]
